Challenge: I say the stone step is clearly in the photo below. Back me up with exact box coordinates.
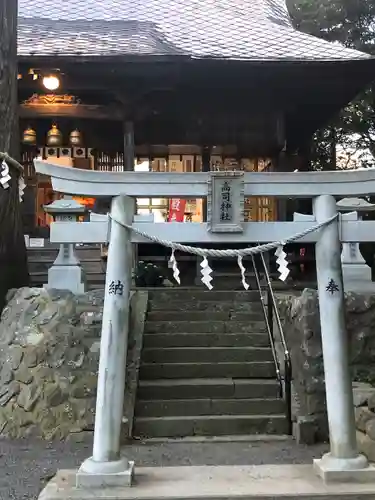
[204,273,274,290]
[30,274,105,290]
[148,300,264,314]
[135,398,285,417]
[133,414,288,438]
[142,347,273,364]
[30,271,105,282]
[147,290,262,302]
[138,379,281,400]
[27,254,102,261]
[87,284,106,291]
[27,246,102,260]
[27,249,59,260]
[144,320,267,334]
[139,361,276,380]
[211,269,279,278]
[197,284,259,291]
[142,332,270,348]
[206,259,255,270]
[28,258,104,274]
[146,311,264,322]
[203,277,258,290]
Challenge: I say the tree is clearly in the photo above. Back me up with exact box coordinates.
[287,0,375,170]
[287,1,375,266]
[0,0,29,313]
[288,0,375,52]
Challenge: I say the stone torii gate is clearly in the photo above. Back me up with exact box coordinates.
[34,159,375,490]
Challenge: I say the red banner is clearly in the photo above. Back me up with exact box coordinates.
[168,198,186,222]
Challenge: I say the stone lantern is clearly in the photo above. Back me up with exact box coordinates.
[337,197,375,292]
[43,196,87,293]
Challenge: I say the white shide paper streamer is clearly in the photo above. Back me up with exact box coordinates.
[18,176,26,202]
[200,257,213,290]
[168,249,181,284]
[0,160,11,189]
[237,255,250,290]
[275,245,290,282]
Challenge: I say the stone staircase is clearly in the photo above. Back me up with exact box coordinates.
[134,289,288,438]
[204,256,278,290]
[28,245,105,290]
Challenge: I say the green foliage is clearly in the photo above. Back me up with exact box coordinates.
[134,261,164,287]
[287,0,375,169]
[288,0,375,52]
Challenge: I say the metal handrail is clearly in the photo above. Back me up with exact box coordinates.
[251,253,293,436]
[251,255,281,385]
[260,253,290,358]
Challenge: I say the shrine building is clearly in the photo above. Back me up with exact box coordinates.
[17,0,375,237]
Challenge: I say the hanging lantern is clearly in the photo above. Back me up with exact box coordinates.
[69,129,83,147]
[46,124,63,147]
[22,126,37,145]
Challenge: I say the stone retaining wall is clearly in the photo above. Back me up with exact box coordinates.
[0,287,147,440]
[354,383,375,461]
[123,290,148,439]
[278,289,375,446]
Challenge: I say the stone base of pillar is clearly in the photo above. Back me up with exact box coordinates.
[343,263,371,281]
[313,453,375,483]
[343,280,375,294]
[76,457,135,488]
[38,464,375,500]
[46,265,86,294]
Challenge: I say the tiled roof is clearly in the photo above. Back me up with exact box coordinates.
[18,0,370,61]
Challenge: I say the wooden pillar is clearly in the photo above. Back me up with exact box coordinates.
[123,120,137,268]
[123,121,134,172]
[275,152,289,221]
[201,145,211,222]
[0,0,29,313]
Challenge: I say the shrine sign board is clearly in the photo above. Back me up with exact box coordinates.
[207,171,244,233]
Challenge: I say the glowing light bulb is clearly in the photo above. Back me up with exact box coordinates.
[42,75,60,91]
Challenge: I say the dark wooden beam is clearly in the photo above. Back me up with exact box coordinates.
[19,103,124,121]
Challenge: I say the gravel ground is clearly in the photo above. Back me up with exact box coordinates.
[0,437,328,500]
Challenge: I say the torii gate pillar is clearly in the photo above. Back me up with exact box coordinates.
[77,195,135,487]
[313,195,369,481]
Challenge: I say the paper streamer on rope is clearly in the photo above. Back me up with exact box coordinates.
[237,256,250,290]
[0,160,11,189]
[168,249,181,284]
[275,244,290,282]
[18,176,26,202]
[113,213,337,259]
[200,257,213,290]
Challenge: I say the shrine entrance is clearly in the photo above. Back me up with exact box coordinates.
[35,158,375,488]
[131,155,278,224]
[21,136,279,235]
